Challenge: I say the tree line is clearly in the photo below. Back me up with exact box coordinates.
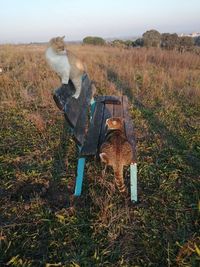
[82,30,200,51]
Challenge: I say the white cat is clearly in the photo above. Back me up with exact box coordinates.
[45,36,86,99]
[45,44,70,85]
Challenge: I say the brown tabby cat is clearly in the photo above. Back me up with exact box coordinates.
[99,117,133,194]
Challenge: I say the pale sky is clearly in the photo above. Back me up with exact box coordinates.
[0,0,200,43]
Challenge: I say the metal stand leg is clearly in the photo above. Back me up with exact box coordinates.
[74,157,86,196]
[130,163,137,202]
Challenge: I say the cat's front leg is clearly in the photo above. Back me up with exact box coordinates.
[102,165,107,178]
[71,77,82,99]
[61,73,70,84]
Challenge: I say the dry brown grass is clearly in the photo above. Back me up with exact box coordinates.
[0,44,199,266]
[25,112,46,132]
[1,44,199,108]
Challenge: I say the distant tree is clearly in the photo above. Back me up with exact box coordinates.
[124,40,134,48]
[161,33,179,50]
[133,38,144,47]
[111,39,133,48]
[179,36,194,47]
[194,36,200,46]
[112,39,125,47]
[177,36,194,53]
[83,36,106,46]
[142,29,161,48]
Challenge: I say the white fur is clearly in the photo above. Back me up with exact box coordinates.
[71,76,82,98]
[45,47,70,84]
[99,153,108,163]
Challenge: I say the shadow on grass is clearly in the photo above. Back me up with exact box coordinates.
[107,67,134,101]
[51,119,69,180]
[105,66,200,175]
[46,119,74,209]
[48,117,98,264]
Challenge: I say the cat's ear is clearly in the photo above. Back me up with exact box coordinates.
[61,35,65,40]
[100,153,108,164]
[105,118,110,126]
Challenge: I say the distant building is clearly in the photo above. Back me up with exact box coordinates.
[179,32,200,37]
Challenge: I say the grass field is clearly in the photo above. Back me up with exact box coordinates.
[0,44,200,266]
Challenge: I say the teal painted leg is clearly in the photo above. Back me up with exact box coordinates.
[74,157,86,196]
[73,100,95,197]
[130,163,137,202]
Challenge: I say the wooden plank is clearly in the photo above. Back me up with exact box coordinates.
[113,96,123,117]
[93,96,105,104]
[73,75,92,145]
[99,103,114,146]
[80,101,105,156]
[64,74,91,128]
[73,105,88,145]
[122,95,136,162]
[53,80,75,110]
[64,97,79,128]
[94,95,121,104]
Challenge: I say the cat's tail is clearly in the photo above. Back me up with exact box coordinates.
[114,164,126,194]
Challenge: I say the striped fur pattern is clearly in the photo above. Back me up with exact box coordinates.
[99,117,133,194]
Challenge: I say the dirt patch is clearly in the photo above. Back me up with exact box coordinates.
[6,179,72,210]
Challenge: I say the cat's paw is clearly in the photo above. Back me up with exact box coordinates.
[72,93,80,99]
